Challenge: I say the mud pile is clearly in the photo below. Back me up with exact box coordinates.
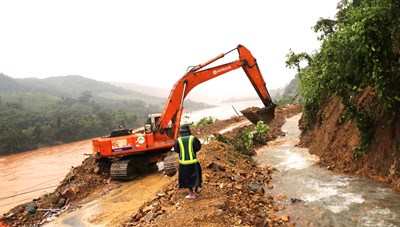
[126,104,302,226]
[126,140,294,227]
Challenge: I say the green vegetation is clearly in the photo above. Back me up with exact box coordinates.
[194,116,215,127]
[273,74,302,107]
[0,74,215,156]
[216,121,270,155]
[0,91,160,156]
[286,0,400,155]
[240,121,270,150]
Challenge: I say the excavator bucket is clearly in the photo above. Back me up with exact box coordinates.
[241,106,275,125]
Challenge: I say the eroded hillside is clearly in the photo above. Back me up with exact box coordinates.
[298,87,400,190]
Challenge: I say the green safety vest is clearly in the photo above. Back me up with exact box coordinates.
[177,135,198,165]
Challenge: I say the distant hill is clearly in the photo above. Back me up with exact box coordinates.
[0,73,29,91]
[0,73,213,111]
[0,73,164,105]
[220,88,285,104]
[107,81,214,111]
[109,81,170,98]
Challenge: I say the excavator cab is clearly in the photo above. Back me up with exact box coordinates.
[144,113,160,134]
[145,113,173,137]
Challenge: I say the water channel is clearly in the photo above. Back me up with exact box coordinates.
[255,114,400,227]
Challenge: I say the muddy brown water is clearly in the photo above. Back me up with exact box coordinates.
[255,114,400,226]
[0,140,91,214]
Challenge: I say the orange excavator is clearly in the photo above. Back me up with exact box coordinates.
[92,44,276,180]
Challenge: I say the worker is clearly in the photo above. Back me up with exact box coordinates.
[174,124,202,199]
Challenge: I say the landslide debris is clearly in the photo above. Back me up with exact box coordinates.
[1,103,302,227]
[126,141,294,227]
[213,104,302,156]
[125,104,302,226]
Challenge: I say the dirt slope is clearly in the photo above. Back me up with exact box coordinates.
[125,104,302,226]
[298,87,400,190]
[1,104,302,227]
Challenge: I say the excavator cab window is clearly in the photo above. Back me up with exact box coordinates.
[144,113,161,134]
[109,129,132,137]
[144,117,152,134]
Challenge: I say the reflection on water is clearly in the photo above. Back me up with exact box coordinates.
[255,114,400,227]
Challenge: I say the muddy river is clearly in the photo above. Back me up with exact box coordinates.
[0,140,91,214]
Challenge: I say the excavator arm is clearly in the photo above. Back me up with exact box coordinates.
[156,44,275,139]
[92,44,276,180]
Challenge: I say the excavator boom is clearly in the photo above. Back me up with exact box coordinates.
[156,44,275,138]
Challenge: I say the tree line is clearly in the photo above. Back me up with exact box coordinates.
[0,91,161,156]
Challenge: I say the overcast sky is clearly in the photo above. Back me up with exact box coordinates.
[0,0,338,104]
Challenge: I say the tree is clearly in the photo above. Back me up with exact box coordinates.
[79,91,93,103]
[286,0,400,151]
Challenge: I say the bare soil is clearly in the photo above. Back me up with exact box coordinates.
[298,87,400,190]
[1,104,302,227]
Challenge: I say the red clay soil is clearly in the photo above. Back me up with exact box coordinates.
[298,87,400,190]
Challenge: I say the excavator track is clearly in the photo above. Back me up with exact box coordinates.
[163,153,178,177]
[110,158,139,181]
[110,151,171,180]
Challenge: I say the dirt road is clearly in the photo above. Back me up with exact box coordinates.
[45,172,171,227]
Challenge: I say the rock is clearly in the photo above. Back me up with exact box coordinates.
[281,216,290,222]
[235,183,243,190]
[58,198,66,207]
[291,198,303,203]
[203,173,209,182]
[232,174,243,182]
[22,202,37,214]
[94,166,100,174]
[249,183,265,195]
[208,160,226,172]
[144,211,153,222]
[142,205,153,213]
[61,186,77,199]
[267,212,276,220]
